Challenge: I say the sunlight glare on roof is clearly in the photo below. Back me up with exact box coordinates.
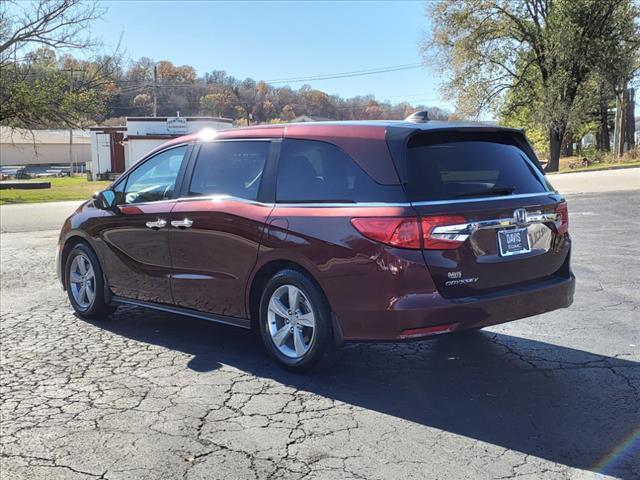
[197,128,218,142]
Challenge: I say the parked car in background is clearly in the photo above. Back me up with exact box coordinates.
[57,121,575,371]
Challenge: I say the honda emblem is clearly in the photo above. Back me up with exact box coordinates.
[513,208,528,225]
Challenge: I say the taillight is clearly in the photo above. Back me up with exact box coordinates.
[420,215,468,249]
[351,215,468,250]
[350,217,421,249]
[555,202,569,235]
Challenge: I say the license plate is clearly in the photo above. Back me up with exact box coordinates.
[497,227,531,256]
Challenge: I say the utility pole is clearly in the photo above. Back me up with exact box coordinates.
[152,64,158,117]
[69,128,73,176]
[626,88,635,150]
[614,81,629,158]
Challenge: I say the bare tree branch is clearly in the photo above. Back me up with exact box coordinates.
[0,0,102,56]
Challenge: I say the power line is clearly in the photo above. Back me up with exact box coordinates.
[264,63,423,84]
[114,62,425,89]
[13,62,426,90]
[107,99,442,111]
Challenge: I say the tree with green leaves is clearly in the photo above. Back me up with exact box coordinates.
[423,0,640,171]
[0,0,118,128]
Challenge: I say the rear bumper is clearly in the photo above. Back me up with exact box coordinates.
[339,274,575,342]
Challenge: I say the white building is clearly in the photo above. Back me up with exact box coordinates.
[88,116,233,180]
[581,132,596,149]
[0,127,91,167]
[89,126,127,179]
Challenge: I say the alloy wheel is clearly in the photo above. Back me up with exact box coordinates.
[69,253,96,310]
[267,284,316,359]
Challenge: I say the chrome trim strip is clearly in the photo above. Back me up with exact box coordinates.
[431,233,471,242]
[116,198,177,208]
[431,211,559,236]
[176,194,274,208]
[171,273,215,280]
[275,192,557,208]
[176,195,409,208]
[117,191,558,209]
[411,192,556,207]
[526,212,559,223]
[274,202,411,208]
[115,195,274,209]
[111,296,251,329]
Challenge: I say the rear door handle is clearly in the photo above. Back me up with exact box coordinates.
[171,218,194,229]
[145,219,167,229]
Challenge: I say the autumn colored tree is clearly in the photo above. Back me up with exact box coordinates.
[200,91,237,117]
[2,1,451,130]
[424,0,639,171]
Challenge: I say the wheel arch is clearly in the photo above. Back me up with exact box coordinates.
[247,259,344,346]
[59,233,99,291]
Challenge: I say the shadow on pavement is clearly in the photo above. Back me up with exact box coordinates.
[90,306,640,479]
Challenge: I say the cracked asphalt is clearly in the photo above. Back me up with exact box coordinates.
[1,190,639,480]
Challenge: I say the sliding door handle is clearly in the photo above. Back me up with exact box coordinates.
[171,218,194,229]
[145,219,167,229]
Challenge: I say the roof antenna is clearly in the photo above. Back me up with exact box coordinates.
[404,110,429,123]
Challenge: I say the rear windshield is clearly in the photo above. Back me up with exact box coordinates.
[406,133,549,202]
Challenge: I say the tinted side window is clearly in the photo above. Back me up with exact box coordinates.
[406,134,548,202]
[122,145,187,204]
[276,139,403,203]
[189,141,269,200]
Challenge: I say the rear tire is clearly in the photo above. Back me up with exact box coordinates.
[259,269,334,372]
[64,243,115,320]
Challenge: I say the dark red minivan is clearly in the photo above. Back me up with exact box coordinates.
[57,120,575,371]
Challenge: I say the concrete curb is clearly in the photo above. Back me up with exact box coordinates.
[548,163,640,175]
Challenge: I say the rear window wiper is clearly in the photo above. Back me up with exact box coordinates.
[454,186,515,198]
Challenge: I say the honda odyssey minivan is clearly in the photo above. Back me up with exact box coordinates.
[57,121,575,371]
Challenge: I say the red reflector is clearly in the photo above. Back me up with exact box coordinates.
[555,202,569,235]
[350,217,421,249]
[398,323,458,339]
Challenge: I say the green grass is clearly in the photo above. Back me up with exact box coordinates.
[0,176,112,204]
[555,159,640,174]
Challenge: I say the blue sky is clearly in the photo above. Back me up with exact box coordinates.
[92,0,451,109]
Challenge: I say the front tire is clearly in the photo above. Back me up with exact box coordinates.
[64,243,115,319]
[259,269,334,372]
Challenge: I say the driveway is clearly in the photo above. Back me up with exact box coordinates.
[1,191,638,479]
[548,167,640,194]
[0,200,83,233]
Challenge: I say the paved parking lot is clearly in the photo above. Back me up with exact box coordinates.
[1,190,639,480]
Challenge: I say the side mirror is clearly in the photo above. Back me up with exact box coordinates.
[93,189,116,210]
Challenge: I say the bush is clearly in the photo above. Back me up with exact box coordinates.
[582,147,602,164]
[624,147,639,160]
[597,147,639,164]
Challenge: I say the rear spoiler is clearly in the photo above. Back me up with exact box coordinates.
[385,126,546,184]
